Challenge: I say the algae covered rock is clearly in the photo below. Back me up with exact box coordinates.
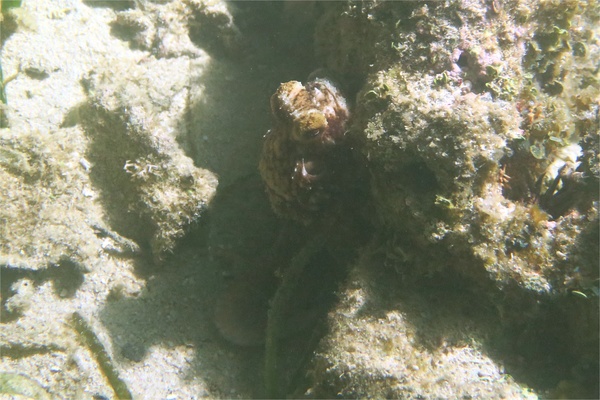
[346,0,599,297]
[0,0,230,398]
[306,257,538,399]
[80,56,218,259]
[305,0,599,397]
[0,128,101,270]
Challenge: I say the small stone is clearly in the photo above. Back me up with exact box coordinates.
[121,342,145,362]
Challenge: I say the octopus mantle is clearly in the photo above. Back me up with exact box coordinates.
[259,78,350,223]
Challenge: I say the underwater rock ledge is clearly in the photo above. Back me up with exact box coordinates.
[303,0,599,398]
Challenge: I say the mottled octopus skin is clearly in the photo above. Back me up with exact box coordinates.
[259,78,350,223]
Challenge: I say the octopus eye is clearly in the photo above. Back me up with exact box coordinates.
[305,129,321,138]
[291,127,320,142]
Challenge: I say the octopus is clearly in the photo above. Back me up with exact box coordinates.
[259,77,351,223]
[214,77,364,352]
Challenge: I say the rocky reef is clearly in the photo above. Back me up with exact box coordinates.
[79,55,218,260]
[301,0,599,398]
[1,0,597,398]
[0,0,231,397]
